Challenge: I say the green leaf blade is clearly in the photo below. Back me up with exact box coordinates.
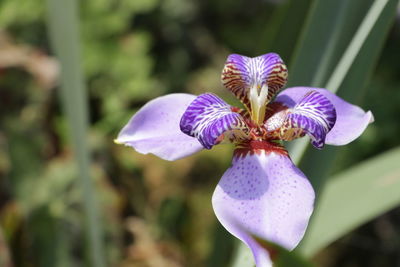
[298,147,400,256]
[46,0,106,266]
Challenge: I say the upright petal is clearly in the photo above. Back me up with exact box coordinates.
[116,93,203,161]
[221,53,288,110]
[266,91,336,149]
[180,93,248,149]
[275,87,373,146]
[212,142,315,267]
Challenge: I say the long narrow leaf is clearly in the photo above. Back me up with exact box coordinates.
[297,0,398,255]
[46,1,105,266]
[298,147,400,256]
[325,0,390,93]
[288,0,376,163]
[297,0,397,190]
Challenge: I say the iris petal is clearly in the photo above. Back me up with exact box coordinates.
[212,148,315,267]
[221,53,288,110]
[268,91,336,149]
[275,87,373,146]
[180,93,248,149]
[116,94,203,161]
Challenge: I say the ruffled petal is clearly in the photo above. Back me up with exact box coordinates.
[221,53,288,110]
[115,93,203,161]
[212,144,315,267]
[266,91,336,149]
[180,93,248,149]
[275,87,373,146]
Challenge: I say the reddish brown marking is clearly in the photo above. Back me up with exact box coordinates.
[252,235,280,261]
[264,101,289,122]
[230,106,256,129]
[230,106,242,113]
[234,140,288,158]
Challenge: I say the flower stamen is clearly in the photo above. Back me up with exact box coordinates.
[249,84,269,125]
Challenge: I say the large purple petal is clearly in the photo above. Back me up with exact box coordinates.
[221,53,288,109]
[275,87,373,146]
[115,94,203,161]
[212,146,315,267]
[180,93,248,149]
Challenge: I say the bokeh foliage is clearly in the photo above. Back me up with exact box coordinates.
[0,0,400,266]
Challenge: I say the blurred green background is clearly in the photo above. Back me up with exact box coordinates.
[1,0,400,266]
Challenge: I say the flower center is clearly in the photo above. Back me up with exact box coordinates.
[248,83,269,126]
[234,139,288,158]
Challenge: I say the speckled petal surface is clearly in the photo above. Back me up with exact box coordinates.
[116,93,203,161]
[180,93,248,149]
[212,151,315,266]
[275,87,373,146]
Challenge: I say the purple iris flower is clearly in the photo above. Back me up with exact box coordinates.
[116,53,373,267]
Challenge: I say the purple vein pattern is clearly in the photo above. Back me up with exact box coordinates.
[180,93,248,149]
[284,91,337,148]
[221,53,288,109]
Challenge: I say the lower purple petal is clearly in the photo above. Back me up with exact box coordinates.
[275,87,373,146]
[116,94,203,161]
[212,150,315,266]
